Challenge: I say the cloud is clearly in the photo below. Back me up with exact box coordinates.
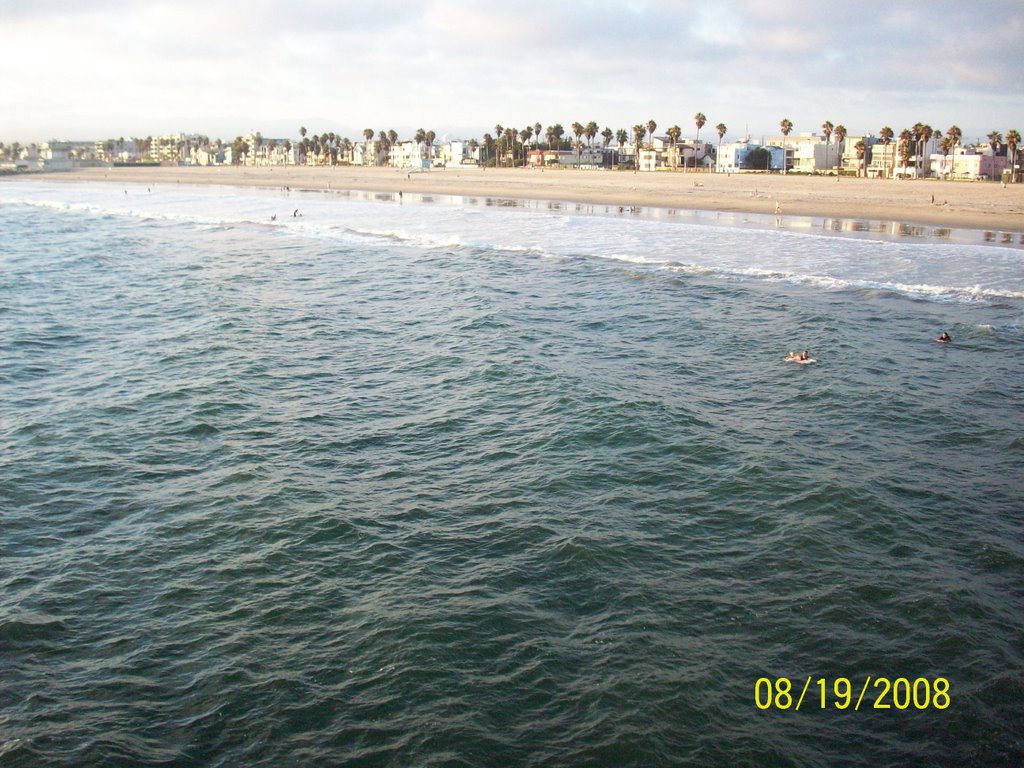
[1,0,1019,142]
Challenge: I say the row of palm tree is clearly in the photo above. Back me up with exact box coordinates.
[304,116,1019,177]
[887,123,1018,179]
[772,119,1017,180]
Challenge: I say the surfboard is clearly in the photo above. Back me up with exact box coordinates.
[785,356,816,364]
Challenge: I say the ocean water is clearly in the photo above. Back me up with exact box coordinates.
[1,179,1022,767]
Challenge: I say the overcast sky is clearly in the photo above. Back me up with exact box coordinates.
[2,0,1021,145]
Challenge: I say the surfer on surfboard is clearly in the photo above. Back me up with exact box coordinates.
[785,350,815,364]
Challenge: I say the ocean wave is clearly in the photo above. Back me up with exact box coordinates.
[4,184,1022,308]
[660,261,1024,304]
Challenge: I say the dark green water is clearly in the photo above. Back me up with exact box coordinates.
[2,185,1023,766]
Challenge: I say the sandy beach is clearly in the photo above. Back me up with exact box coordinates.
[12,165,1024,232]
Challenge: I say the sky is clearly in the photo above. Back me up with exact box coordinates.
[2,0,1021,146]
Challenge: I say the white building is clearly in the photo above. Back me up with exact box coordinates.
[436,140,480,168]
[388,140,430,168]
[716,141,785,172]
[929,146,1006,180]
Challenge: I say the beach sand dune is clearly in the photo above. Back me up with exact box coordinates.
[16,165,1024,232]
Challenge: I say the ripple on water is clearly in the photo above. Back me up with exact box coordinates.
[2,191,1023,766]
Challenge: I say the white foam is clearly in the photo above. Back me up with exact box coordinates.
[6,179,1024,307]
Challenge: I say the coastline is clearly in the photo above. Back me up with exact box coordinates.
[8,165,1024,233]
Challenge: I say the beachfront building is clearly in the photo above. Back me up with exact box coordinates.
[38,140,108,168]
[867,141,899,178]
[766,133,829,174]
[436,140,480,168]
[145,134,196,164]
[716,141,785,172]
[527,147,607,168]
[389,140,430,169]
[836,134,879,176]
[527,149,572,167]
[37,141,74,170]
[575,145,609,169]
[351,141,379,166]
[637,148,662,172]
[929,146,1006,180]
[614,142,636,168]
[192,145,228,166]
[888,135,942,178]
[241,134,294,166]
[634,137,712,172]
[663,140,712,171]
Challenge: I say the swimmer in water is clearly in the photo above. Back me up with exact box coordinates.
[937,331,951,343]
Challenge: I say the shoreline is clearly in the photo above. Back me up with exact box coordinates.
[7,165,1024,234]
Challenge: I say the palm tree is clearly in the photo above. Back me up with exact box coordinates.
[693,112,707,171]
[879,126,894,177]
[927,127,942,177]
[424,130,435,165]
[363,129,374,166]
[614,129,627,166]
[938,136,953,178]
[646,119,657,150]
[570,122,584,167]
[482,133,494,167]
[779,118,793,173]
[945,125,962,177]
[988,130,1003,157]
[715,123,727,172]
[920,125,934,177]
[666,125,681,170]
[899,129,913,177]
[911,122,924,173]
[585,121,598,151]
[821,120,834,174]
[601,127,613,148]
[502,127,514,167]
[494,124,504,165]
[633,124,646,172]
[854,140,867,177]
[300,126,307,140]
[520,128,532,165]
[552,124,565,151]
[983,132,999,182]
[534,123,542,149]
[834,124,847,176]
[1006,129,1021,182]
